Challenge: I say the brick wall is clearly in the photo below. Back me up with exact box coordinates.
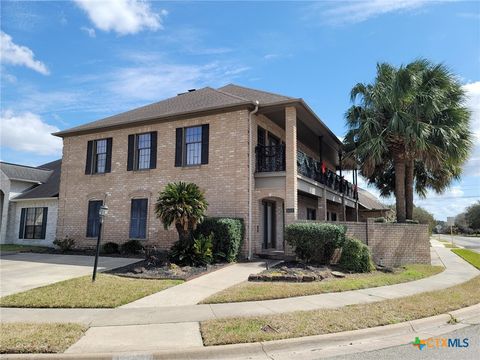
[57,110,250,251]
[366,219,431,267]
[294,219,430,267]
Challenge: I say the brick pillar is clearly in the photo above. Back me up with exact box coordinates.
[285,106,297,226]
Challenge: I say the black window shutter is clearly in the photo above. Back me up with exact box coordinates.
[258,126,266,146]
[175,128,183,167]
[40,207,48,239]
[85,141,93,174]
[149,131,157,169]
[105,138,113,173]
[127,134,135,171]
[201,124,209,165]
[18,208,26,239]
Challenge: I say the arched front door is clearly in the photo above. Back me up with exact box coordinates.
[263,200,276,249]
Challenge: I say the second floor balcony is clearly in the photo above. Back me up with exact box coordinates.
[255,144,358,200]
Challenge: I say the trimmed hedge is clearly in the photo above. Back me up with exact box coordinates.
[102,242,119,254]
[285,223,346,263]
[121,240,143,255]
[194,217,244,262]
[339,237,375,273]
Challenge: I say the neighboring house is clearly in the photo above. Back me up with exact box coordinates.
[0,160,61,247]
[54,84,388,258]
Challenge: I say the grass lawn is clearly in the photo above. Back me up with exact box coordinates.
[202,264,443,304]
[0,274,182,308]
[201,275,480,346]
[451,249,480,269]
[0,323,86,354]
[0,244,50,253]
[442,243,458,248]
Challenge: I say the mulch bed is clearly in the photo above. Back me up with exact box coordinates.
[248,261,347,282]
[108,260,230,281]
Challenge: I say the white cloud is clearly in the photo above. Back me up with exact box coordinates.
[462,81,480,177]
[105,55,249,102]
[0,110,62,156]
[74,0,167,35]
[0,31,49,75]
[307,0,437,26]
[80,26,96,38]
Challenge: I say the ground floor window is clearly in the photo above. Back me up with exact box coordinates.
[327,211,337,221]
[19,207,48,239]
[307,208,317,220]
[129,198,148,239]
[86,200,103,237]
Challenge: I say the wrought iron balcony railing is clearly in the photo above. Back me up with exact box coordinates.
[297,151,358,199]
[255,144,286,172]
[255,146,358,200]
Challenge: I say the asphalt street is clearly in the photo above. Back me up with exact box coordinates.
[437,234,480,253]
[325,324,480,360]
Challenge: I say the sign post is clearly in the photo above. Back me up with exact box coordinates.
[446,217,455,247]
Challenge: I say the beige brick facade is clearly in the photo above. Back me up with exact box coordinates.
[57,110,250,250]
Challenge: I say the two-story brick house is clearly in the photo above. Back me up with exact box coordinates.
[54,84,388,258]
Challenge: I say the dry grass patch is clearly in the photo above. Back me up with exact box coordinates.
[0,323,86,354]
[202,264,443,303]
[201,275,480,346]
[0,274,182,308]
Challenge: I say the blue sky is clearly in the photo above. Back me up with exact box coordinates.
[1,0,479,220]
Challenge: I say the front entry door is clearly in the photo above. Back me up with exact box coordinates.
[263,201,276,249]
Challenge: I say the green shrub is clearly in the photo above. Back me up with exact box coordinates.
[53,236,75,252]
[373,217,386,223]
[169,234,213,266]
[339,237,375,273]
[406,219,420,224]
[121,240,143,255]
[194,217,244,262]
[102,242,119,254]
[285,223,346,263]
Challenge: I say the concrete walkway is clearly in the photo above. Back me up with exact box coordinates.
[1,246,478,354]
[121,261,266,308]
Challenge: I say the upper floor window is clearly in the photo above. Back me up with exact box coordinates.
[85,138,112,175]
[185,126,202,165]
[127,132,157,171]
[175,124,209,167]
[19,207,48,239]
[95,139,107,173]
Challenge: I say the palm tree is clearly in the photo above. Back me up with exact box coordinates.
[344,60,472,222]
[155,182,208,245]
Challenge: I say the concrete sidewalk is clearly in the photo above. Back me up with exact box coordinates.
[1,247,478,328]
[121,261,266,308]
[3,304,480,359]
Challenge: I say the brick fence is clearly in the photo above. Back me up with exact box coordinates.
[295,219,431,267]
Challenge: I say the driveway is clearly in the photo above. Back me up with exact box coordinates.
[0,253,140,297]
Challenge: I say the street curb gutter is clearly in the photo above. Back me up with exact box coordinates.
[2,303,479,360]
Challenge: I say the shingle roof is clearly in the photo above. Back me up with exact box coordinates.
[357,187,389,210]
[0,162,52,183]
[54,86,253,136]
[53,84,302,137]
[13,160,61,200]
[218,84,294,104]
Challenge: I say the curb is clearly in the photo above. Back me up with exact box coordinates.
[2,303,479,359]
